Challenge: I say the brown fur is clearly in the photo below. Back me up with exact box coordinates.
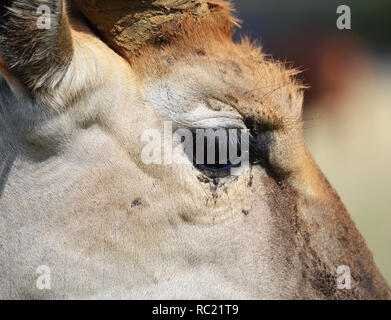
[74,0,239,59]
[0,0,390,299]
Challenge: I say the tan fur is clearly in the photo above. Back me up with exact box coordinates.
[0,0,390,299]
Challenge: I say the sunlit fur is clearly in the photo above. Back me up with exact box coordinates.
[0,0,390,299]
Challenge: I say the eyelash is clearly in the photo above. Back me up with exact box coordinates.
[182,128,282,184]
[184,128,273,179]
[191,129,243,178]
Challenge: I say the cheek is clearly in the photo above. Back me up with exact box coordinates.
[134,149,293,226]
[188,166,273,220]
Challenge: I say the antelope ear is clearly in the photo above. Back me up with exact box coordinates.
[0,0,73,92]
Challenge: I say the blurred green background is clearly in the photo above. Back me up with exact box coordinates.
[232,0,391,285]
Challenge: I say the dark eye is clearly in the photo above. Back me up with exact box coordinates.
[180,126,276,180]
[190,129,244,178]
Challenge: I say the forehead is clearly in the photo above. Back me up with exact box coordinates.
[138,40,304,130]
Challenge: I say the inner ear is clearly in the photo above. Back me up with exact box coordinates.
[0,55,27,95]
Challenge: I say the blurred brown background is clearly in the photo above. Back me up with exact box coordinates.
[232,0,391,284]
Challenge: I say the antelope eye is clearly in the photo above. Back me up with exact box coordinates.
[190,129,244,178]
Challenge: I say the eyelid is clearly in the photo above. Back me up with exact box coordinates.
[177,108,245,130]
